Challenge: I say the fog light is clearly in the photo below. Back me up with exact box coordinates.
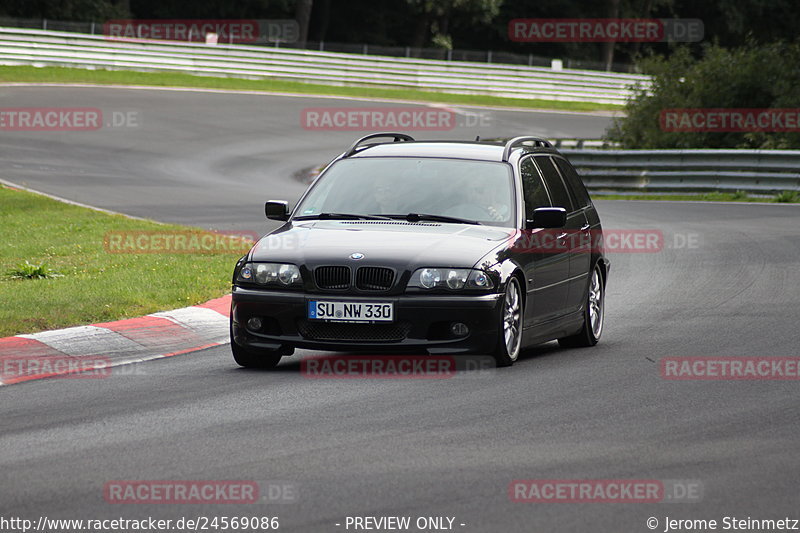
[247,317,263,331]
[451,322,469,337]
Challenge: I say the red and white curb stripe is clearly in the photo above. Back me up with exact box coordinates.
[0,295,231,386]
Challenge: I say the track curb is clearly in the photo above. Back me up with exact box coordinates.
[0,294,231,386]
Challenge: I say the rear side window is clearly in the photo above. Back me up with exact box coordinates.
[535,156,574,212]
[520,158,551,219]
[555,157,592,209]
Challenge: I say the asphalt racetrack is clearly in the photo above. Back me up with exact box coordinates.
[2,86,799,532]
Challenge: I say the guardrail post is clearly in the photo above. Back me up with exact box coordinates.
[487,50,492,63]
[90,22,95,34]
[363,44,368,55]
[320,41,324,51]
[43,19,47,30]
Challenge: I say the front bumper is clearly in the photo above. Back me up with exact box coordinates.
[231,286,503,354]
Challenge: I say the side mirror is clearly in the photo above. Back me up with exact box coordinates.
[265,200,290,221]
[527,207,567,229]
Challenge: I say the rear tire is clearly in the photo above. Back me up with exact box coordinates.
[231,341,283,369]
[492,277,523,367]
[558,261,604,348]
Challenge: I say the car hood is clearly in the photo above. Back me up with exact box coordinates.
[250,220,512,269]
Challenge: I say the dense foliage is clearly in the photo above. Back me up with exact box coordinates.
[3,0,799,68]
[607,43,800,148]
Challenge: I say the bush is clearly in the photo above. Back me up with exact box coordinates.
[7,260,63,280]
[607,42,800,149]
[775,190,800,203]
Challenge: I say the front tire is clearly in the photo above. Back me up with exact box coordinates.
[230,323,283,369]
[492,277,523,367]
[558,261,605,348]
[231,340,283,369]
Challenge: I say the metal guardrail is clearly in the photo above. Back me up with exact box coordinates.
[0,27,649,105]
[0,16,641,73]
[561,149,800,192]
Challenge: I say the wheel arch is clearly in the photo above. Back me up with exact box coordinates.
[495,259,527,309]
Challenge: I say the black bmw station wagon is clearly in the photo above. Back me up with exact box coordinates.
[230,133,609,368]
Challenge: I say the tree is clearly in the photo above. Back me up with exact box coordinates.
[404,0,502,49]
[295,0,312,48]
[606,42,800,148]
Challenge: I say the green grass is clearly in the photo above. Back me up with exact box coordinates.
[0,185,244,337]
[594,191,800,203]
[0,65,621,112]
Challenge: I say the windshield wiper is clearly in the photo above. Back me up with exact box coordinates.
[294,212,392,221]
[383,213,482,225]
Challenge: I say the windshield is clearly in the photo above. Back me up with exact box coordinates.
[294,157,515,227]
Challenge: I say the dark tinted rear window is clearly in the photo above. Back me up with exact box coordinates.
[535,156,574,212]
[520,158,551,219]
[555,157,592,209]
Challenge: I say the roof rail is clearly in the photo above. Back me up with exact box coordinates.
[501,136,553,162]
[343,132,415,157]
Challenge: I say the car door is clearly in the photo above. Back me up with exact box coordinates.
[537,156,592,313]
[516,156,571,327]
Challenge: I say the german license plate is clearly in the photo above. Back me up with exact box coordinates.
[308,301,394,323]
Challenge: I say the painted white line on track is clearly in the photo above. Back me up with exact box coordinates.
[0,82,621,116]
[0,177,162,222]
[592,198,800,206]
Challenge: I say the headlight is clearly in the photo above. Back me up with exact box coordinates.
[408,268,495,291]
[419,268,441,288]
[237,262,302,288]
[279,264,301,285]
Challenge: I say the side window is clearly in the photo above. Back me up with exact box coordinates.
[535,156,575,212]
[555,157,592,209]
[520,158,551,220]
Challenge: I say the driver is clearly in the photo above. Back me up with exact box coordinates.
[445,174,509,222]
[365,178,405,214]
[465,178,509,221]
